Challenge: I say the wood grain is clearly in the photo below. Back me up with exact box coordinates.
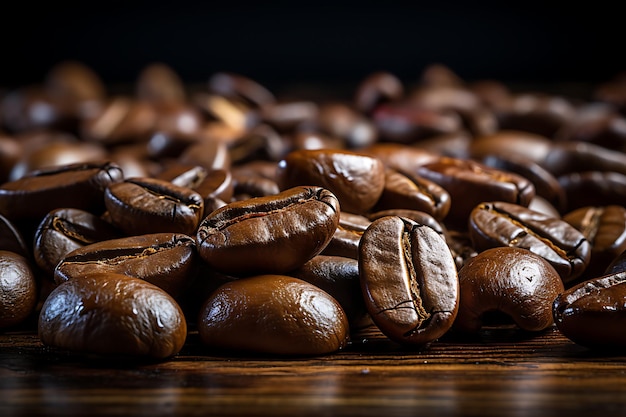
[2,325,626,417]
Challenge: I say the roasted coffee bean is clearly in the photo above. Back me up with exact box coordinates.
[0,214,29,258]
[135,62,186,104]
[227,124,289,164]
[197,274,349,355]
[321,212,371,259]
[553,271,626,348]
[0,161,123,221]
[44,60,106,113]
[231,171,280,199]
[260,100,319,133]
[469,201,591,283]
[558,171,626,212]
[370,168,451,221]
[414,131,473,159]
[290,130,344,151]
[54,233,197,298]
[276,149,385,215]
[358,142,440,173]
[563,205,626,281]
[197,186,340,276]
[39,272,187,359]
[0,250,37,328]
[80,97,157,144]
[359,215,459,346]
[480,152,567,214]
[371,103,463,143]
[9,140,108,182]
[495,92,576,138]
[543,141,626,177]
[454,247,564,333]
[417,157,535,229]
[208,72,275,109]
[290,255,369,329]
[104,177,204,236]
[158,165,234,215]
[368,209,447,237]
[0,134,23,182]
[408,85,497,137]
[354,71,404,114]
[316,102,378,149]
[554,103,626,152]
[469,130,554,165]
[177,137,231,172]
[33,208,121,277]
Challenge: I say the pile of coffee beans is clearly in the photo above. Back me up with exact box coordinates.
[2,61,626,359]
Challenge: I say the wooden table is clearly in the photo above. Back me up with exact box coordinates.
[2,324,626,417]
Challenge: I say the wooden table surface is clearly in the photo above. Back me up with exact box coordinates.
[2,323,626,417]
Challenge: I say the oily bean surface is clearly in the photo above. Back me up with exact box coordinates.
[196,186,340,276]
[359,215,459,346]
[553,272,626,348]
[197,274,349,356]
[455,247,564,333]
[469,201,591,283]
[38,272,187,359]
[54,233,197,298]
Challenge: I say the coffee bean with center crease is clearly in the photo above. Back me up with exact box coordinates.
[553,271,626,349]
[563,205,626,281]
[468,201,591,284]
[417,156,535,229]
[33,208,122,277]
[197,186,340,276]
[359,215,459,346]
[54,232,198,299]
[0,160,123,221]
[275,149,385,215]
[104,177,204,236]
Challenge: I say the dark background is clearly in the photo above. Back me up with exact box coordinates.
[2,1,624,92]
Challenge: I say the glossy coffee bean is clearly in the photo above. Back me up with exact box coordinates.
[454,247,564,333]
[276,149,385,214]
[543,141,626,177]
[553,271,626,348]
[468,201,591,283]
[290,255,369,329]
[469,130,554,165]
[0,161,123,221]
[0,214,29,258]
[370,168,451,221]
[354,71,404,114]
[321,212,371,259]
[358,142,440,174]
[54,233,198,298]
[316,102,378,149]
[563,205,626,281]
[197,274,349,356]
[480,152,567,214]
[359,216,459,346]
[80,97,157,145]
[33,208,121,277]
[39,272,187,359]
[558,171,626,212]
[417,157,535,229]
[197,186,340,276]
[135,62,186,104]
[371,103,462,143]
[0,250,37,328]
[104,177,204,236]
[208,72,275,109]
